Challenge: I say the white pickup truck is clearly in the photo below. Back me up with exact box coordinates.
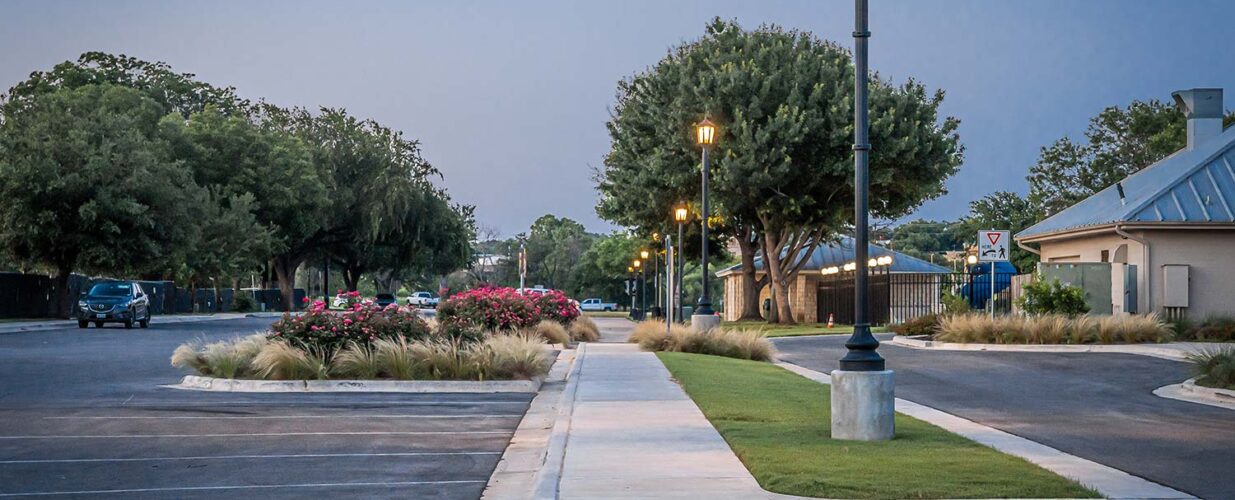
[579,298,618,312]
[405,291,440,308]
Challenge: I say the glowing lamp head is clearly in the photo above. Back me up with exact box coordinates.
[966,255,978,265]
[695,118,717,146]
[878,255,893,266]
[627,266,634,273]
[674,206,689,223]
[640,250,650,260]
[868,258,879,267]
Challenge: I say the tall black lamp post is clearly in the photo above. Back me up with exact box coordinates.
[674,205,688,323]
[839,0,884,372]
[633,258,644,320]
[693,118,717,321]
[832,0,894,443]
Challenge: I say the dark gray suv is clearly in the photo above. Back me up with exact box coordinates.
[78,282,151,329]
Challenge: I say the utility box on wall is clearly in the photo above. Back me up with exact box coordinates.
[1162,264,1190,308]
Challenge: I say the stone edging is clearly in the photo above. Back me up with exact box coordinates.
[775,361,1193,499]
[889,335,1194,361]
[1154,377,1235,411]
[170,345,573,394]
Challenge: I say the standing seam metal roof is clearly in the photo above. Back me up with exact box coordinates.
[1017,125,1235,240]
[716,236,952,276]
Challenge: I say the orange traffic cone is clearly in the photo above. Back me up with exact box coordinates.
[827,313,834,328]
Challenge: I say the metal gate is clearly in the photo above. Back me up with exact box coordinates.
[817,270,1015,326]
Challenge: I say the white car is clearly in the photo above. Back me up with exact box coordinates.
[406,291,439,308]
[579,298,618,312]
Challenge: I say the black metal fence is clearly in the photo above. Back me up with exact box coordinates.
[0,272,304,319]
[817,270,1015,326]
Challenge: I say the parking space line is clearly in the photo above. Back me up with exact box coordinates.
[44,414,522,420]
[0,431,509,439]
[81,400,530,407]
[0,480,486,497]
[0,451,501,464]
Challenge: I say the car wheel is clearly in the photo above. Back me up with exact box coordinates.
[139,314,149,328]
[78,320,88,328]
[94,321,103,328]
[124,314,134,329]
[605,307,613,312]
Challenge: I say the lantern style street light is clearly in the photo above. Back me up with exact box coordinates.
[693,118,718,330]
[674,205,689,323]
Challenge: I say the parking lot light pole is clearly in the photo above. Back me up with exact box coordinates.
[832,0,894,442]
[633,259,643,320]
[692,118,720,331]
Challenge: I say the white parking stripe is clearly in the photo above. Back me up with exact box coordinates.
[0,480,486,497]
[88,400,528,407]
[0,431,509,439]
[45,414,522,420]
[0,452,501,464]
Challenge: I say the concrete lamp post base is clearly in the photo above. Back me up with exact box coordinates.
[690,313,721,333]
[830,369,895,441]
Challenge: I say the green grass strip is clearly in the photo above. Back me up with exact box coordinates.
[657,352,1099,499]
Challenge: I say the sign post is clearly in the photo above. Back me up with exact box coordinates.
[518,242,527,294]
[977,230,1010,318]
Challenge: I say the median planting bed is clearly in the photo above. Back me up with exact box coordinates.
[627,320,776,361]
[895,312,1174,344]
[658,352,1098,499]
[171,286,596,382]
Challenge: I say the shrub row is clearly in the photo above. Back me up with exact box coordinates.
[1188,348,1235,390]
[436,286,581,336]
[626,320,776,362]
[1172,316,1235,342]
[934,313,1172,344]
[270,299,432,353]
[171,333,551,381]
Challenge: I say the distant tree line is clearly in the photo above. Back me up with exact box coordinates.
[0,52,473,316]
[896,97,1235,273]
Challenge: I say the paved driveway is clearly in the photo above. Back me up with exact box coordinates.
[774,334,1234,500]
[0,318,530,499]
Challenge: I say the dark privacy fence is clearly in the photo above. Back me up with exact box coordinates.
[0,272,305,319]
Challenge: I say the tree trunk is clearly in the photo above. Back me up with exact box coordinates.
[343,265,362,292]
[272,256,301,311]
[213,275,223,312]
[760,227,796,325]
[52,265,74,319]
[735,228,767,321]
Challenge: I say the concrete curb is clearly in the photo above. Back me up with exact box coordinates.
[0,312,283,334]
[775,361,1195,499]
[482,348,578,500]
[528,342,586,499]
[1154,377,1235,411]
[170,374,542,393]
[889,335,1202,362]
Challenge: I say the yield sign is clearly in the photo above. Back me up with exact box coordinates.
[977,230,1010,262]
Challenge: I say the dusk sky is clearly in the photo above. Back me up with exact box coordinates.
[3,0,1233,237]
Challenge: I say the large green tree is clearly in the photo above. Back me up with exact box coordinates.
[0,84,200,316]
[598,19,963,323]
[1028,99,1235,216]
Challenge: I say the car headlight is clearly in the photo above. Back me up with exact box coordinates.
[78,301,87,308]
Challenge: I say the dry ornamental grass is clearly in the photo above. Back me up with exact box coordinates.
[626,320,776,361]
[935,313,1172,344]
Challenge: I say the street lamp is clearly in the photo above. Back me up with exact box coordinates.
[693,118,719,331]
[651,235,661,318]
[633,258,644,320]
[627,265,637,317]
[674,205,689,323]
[833,0,893,442]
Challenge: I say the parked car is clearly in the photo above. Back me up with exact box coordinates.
[374,293,398,309]
[406,291,439,308]
[77,281,151,329]
[579,298,618,312]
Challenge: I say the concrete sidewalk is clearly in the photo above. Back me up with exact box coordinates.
[0,312,284,333]
[549,343,795,499]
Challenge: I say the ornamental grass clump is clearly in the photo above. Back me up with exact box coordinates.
[627,320,775,361]
[170,334,269,379]
[569,315,601,342]
[533,320,570,344]
[251,341,330,380]
[1187,348,1235,390]
[936,313,1172,344]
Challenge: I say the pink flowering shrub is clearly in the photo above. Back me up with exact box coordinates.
[436,286,542,337]
[270,298,431,354]
[527,289,580,325]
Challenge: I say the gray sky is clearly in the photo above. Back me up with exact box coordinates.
[3,0,1233,237]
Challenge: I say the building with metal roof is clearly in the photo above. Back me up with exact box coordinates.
[1015,88,1235,318]
[716,236,951,323]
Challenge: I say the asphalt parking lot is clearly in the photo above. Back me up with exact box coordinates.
[774,333,1234,500]
[0,318,531,499]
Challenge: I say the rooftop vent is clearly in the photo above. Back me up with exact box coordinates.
[1172,88,1223,150]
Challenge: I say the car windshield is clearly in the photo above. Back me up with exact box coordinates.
[88,283,131,297]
